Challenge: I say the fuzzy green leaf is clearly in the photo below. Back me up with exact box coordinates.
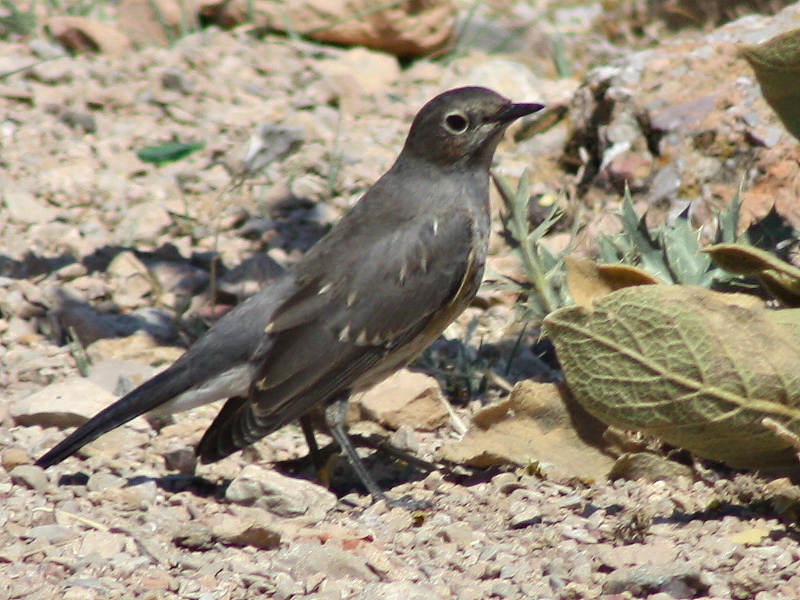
[544,285,800,468]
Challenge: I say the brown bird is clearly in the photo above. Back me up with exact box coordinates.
[36,87,543,501]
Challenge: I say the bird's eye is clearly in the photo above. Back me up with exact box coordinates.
[443,112,469,134]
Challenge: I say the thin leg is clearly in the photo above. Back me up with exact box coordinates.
[324,393,387,503]
[300,414,324,472]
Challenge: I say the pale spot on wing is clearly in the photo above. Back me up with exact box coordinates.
[318,282,333,294]
[264,322,274,334]
[355,330,368,345]
[338,324,351,342]
[347,292,357,307]
[398,261,408,284]
[432,218,439,236]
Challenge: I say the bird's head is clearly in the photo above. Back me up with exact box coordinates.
[402,87,544,169]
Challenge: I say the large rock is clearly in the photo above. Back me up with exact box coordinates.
[564,2,800,231]
[200,0,456,57]
[356,369,449,431]
[225,465,337,520]
[11,376,150,430]
[46,15,131,56]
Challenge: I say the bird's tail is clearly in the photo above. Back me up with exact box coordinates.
[194,396,257,463]
[35,365,192,468]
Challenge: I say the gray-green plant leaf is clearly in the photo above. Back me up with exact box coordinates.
[662,217,709,286]
[543,285,800,468]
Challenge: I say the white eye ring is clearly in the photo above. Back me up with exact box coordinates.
[443,111,469,134]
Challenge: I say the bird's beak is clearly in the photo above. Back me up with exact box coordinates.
[497,102,545,122]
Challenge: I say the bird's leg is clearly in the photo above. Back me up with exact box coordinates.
[299,414,323,471]
[299,414,338,489]
[323,394,430,510]
[323,393,387,503]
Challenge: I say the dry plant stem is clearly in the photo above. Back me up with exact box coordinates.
[762,417,800,459]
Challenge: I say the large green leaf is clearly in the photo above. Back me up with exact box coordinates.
[543,285,800,468]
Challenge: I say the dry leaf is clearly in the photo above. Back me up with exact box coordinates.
[543,285,800,469]
[706,243,800,307]
[608,452,694,482]
[439,381,615,479]
[565,256,660,308]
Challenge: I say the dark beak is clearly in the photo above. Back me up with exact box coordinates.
[497,102,545,122]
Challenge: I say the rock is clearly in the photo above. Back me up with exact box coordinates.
[118,201,174,244]
[604,562,708,597]
[107,251,154,309]
[357,369,449,431]
[1,177,58,225]
[389,424,419,453]
[273,541,380,582]
[106,479,158,508]
[565,2,800,232]
[205,0,456,57]
[24,524,78,545]
[37,160,100,201]
[46,16,132,57]
[61,110,97,134]
[162,447,197,474]
[225,465,337,520]
[86,471,127,492]
[173,523,215,550]
[1,448,31,471]
[609,452,695,482]
[9,465,51,492]
[3,316,39,344]
[86,359,160,396]
[210,509,282,549]
[80,426,152,462]
[56,262,89,281]
[437,523,476,548]
[86,332,183,366]
[116,0,187,48]
[353,582,445,600]
[445,58,546,105]
[11,377,122,428]
[78,530,128,559]
[509,509,543,530]
[317,46,401,99]
[161,68,193,94]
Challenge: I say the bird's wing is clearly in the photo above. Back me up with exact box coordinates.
[195,207,481,462]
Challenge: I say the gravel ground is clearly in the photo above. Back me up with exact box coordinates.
[2,8,800,600]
